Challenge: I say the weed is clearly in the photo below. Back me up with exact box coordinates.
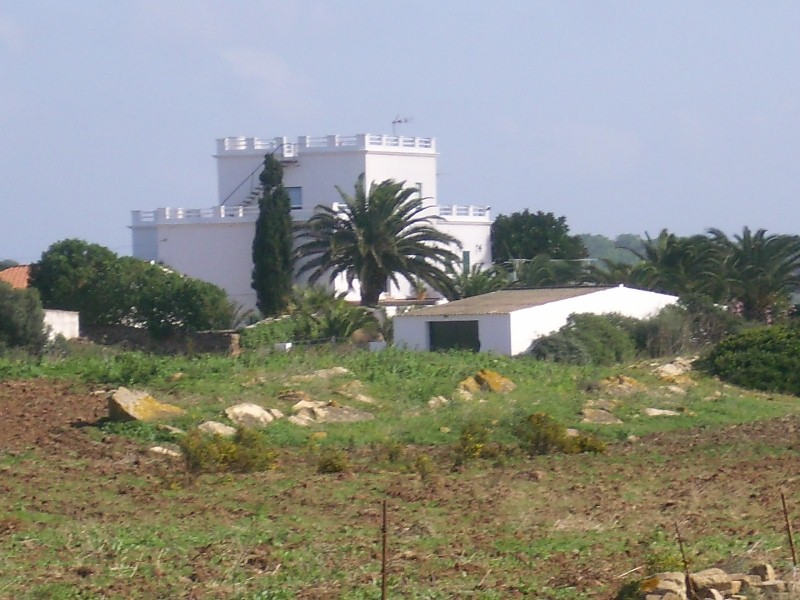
[413,453,434,483]
[513,412,606,456]
[316,446,350,474]
[179,428,276,473]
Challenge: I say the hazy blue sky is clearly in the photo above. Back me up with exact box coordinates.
[2,1,800,263]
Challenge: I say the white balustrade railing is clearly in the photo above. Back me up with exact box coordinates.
[132,206,261,225]
[437,205,490,219]
[218,134,435,154]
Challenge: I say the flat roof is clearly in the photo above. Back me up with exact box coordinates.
[402,287,611,317]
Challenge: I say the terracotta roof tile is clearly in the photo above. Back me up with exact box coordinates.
[0,265,31,289]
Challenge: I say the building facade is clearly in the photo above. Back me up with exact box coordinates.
[131,134,492,311]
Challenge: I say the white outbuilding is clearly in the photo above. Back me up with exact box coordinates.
[392,285,679,356]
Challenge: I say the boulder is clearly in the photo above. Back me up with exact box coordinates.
[224,403,281,428]
[458,369,516,394]
[599,375,644,395]
[108,387,185,422]
[581,408,622,425]
[290,367,351,382]
[644,407,681,417]
[337,380,377,404]
[428,395,449,409]
[278,389,312,404]
[197,421,237,437]
[288,399,373,426]
[149,446,182,458]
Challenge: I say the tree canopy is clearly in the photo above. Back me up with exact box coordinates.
[0,281,46,354]
[491,210,587,266]
[295,175,461,306]
[31,239,234,337]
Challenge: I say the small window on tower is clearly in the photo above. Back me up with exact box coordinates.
[287,187,302,209]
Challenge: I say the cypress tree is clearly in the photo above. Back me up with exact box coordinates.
[251,153,293,316]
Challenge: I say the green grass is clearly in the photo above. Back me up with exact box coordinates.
[3,343,800,598]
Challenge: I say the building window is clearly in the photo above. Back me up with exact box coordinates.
[287,187,302,209]
[416,182,423,200]
[462,250,470,273]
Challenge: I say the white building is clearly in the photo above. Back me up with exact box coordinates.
[131,134,492,311]
[393,285,679,356]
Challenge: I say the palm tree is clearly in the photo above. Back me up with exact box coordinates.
[631,230,720,298]
[295,175,461,306]
[707,227,800,321]
[443,263,508,301]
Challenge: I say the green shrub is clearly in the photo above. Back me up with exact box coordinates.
[454,418,492,464]
[179,428,277,473]
[702,324,800,395]
[239,317,296,349]
[531,313,635,366]
[316,446,350,473]
[0,281,47,355]
[513,412,605,456]
[530,332,591,365]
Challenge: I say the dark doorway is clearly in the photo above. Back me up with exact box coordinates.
[428,320,480,352]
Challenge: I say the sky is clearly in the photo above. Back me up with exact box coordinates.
[2,1,800,264]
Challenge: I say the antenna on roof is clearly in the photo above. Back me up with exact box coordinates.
[392,115,412,136]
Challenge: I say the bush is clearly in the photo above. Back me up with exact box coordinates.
[530,332,591,365]
[0,282,47,354]
[701,324,800,395]
[239,317,296,349]
[31,239,234,336]
[179,428,277,473]
[316,446,350,474]
[513,412,605,456]
[531,313,635,366]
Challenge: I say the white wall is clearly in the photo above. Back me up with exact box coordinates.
[44,309,79,340]
[508,286,679,355]
[395,286,679,356]
[393,313,512,354]
[148,219,258,310]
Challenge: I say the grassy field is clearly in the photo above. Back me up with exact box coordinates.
[1,343,799,599]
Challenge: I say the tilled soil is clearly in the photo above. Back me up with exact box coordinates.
[1,378,800,599]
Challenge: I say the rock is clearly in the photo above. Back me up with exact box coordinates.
[290,367,351,382]
[157,424,185,435]
[690,568,729,593]
[428,395,449,409]
[108,387,185,422]
[337,380,377,404]
[644,407,681,417]
[666,385,687,395]
[149,446,182,458]
[585,398,620,411]
[197,421,236,437]
[750,564,776,582]
[224,403,278,428]
[453,388,474,401]
[704,589,724,600]
[278,389,312,404]
[288,399,373,426]
[458,369,515,394]
[565,428,580,437]
[581,408,622,425]
[599,375,644,395]
[457,376,482,394]
[474,369,516,392]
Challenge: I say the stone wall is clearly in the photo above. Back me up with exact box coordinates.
[631,563,798,599]
[82,325,241,356]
